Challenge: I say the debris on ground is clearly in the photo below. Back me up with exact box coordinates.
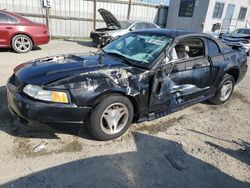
[32,142,48,153]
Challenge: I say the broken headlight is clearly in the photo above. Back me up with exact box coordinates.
[23,84,69,104]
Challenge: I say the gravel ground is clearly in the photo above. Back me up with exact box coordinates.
[0,40,249,188]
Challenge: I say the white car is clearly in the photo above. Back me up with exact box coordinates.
[90,8,159,47]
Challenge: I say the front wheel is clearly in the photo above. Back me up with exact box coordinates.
[209,74,235,105]
[88,94,134,141]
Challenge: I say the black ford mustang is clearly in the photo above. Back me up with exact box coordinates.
[7,29,248,140]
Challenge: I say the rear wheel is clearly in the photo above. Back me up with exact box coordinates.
[88,94,134,141]
[12,34,33,53]
[209,74,235,105]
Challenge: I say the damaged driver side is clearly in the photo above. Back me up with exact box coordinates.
[150,37,211,116]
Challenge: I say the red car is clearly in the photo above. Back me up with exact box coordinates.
[0,10,49,53]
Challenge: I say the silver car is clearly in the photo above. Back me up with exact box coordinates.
[90,8,159,47]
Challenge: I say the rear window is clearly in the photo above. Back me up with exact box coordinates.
[145,23,157,29]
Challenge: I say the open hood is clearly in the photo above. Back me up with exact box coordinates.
[98,8,121,29]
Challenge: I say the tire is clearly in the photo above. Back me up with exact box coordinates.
[247,51,250,56]
[88,94,134,141]
[12,34,33,53]
[209,74,235,105]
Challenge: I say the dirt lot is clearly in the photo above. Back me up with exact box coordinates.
[0,40,249,188]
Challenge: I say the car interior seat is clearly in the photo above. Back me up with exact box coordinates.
[175,44,190,59]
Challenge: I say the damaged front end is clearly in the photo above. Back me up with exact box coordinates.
[7,52,151,128]
[90,8,122,47]
[90,31,116,48]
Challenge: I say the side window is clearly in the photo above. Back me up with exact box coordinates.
[174,38,204,60]
[145,23,157,29]
[207,39,220,56]
[0,13,17,23]
[134,22,146,30]
[0,13,9,23]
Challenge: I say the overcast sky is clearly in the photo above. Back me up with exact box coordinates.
[142,0,170,5]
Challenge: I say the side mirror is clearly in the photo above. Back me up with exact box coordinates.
[130,27,135,31]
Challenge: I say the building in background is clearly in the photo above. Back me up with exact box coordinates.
[166,0,250,33]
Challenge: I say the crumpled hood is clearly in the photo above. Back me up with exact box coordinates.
[14,53,140,86]
[223,33,250,41]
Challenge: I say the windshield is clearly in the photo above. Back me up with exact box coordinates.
[103,33,172,68]
[232,29,250,35]
[119,21,134,29]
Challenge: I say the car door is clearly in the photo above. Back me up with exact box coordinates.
[149,37,212,113]
[0,12,17,47]
[205,38,225,88]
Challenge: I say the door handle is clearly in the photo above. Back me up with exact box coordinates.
[5,27,13,29]
[193,64,203,69]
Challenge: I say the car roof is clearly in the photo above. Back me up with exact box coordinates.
[133,28,198,38]
[0,9,18,17]
[120,20,157,24]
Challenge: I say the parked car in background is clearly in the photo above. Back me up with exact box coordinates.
[90,8,159,47]
[221,28,250,56]
[0,10,49,53]
[7,29,248,141]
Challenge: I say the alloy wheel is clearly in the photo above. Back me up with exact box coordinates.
[14,37,31,52]
[100,102,129,135]
[219,80,233,101]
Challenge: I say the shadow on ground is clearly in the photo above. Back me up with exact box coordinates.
[206,140,250,166]
[0,46,41,53]
[1,132,249,188]
[188,129,250,166]
[63,38,97,48]
[0,86,94,140]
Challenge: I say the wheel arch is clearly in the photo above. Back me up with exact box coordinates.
[225,67,240,83]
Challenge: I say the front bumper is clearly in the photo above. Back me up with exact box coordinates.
[90,32,113,47]
[7,85,91,131]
